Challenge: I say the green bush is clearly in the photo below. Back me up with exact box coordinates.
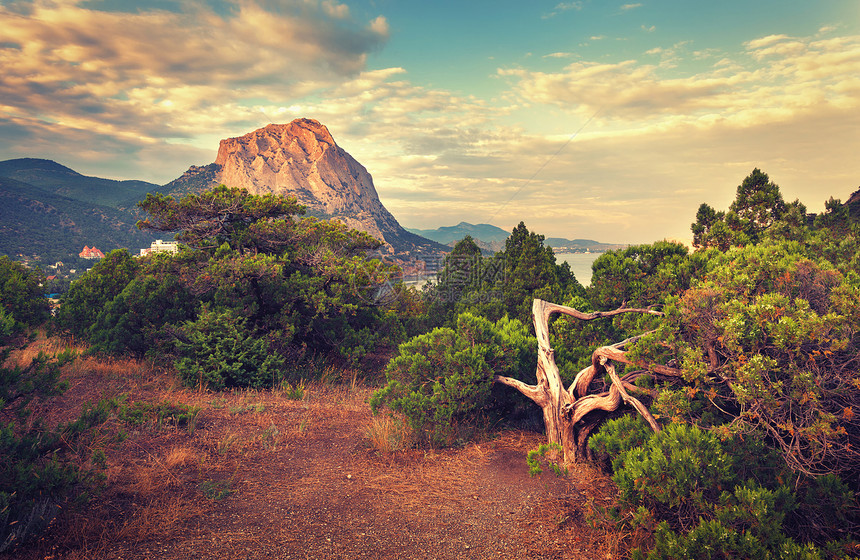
[370,312,535,446]
[0,256,50,328]
[588,414,655,472]
[640,517,823,560]
[116,400,200,433]
[173,307,285,390]
[0,331,111,552]
[605,421,845,559]
[614,423,736,527]
[55,249,139,338]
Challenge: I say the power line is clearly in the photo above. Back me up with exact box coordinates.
[486,105,604,223]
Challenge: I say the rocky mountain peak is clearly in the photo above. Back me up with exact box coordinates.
[214,119,336,172]
[166,119,446,256]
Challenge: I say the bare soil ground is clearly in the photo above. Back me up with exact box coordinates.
[5,340,625,560]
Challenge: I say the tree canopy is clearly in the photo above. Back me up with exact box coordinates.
[60,185,414,380]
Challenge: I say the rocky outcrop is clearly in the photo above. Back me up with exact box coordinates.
[164,119,445,255]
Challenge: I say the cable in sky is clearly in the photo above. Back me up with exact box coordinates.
[486,105,604,223]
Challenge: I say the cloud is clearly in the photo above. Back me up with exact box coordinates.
[498,32,860,129]
[542,2,583,19]
[1,5,857,245]
[0,0,389,181]
[315,32,860,242]
[620,3,642,11]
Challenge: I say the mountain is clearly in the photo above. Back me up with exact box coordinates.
[544,238,628,252]
[406,222,628,254]
[163,119,447,256]
[0,158,157,210]
[407,222,509,253]
[0,173,158,263]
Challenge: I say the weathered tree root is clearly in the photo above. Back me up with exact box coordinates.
[494,298,682,465]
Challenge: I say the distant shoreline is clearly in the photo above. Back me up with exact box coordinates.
[556,252,602,286]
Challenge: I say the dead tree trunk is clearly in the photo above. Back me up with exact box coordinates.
[494,299,680,466]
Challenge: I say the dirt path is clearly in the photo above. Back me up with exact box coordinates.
[10,368,620,560]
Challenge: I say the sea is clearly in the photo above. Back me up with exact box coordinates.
[556,252,602,286]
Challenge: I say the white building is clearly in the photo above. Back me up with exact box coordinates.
[140,239,179,257]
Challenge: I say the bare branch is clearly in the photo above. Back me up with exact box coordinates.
[493,375,547,407]
[603,359,661,433]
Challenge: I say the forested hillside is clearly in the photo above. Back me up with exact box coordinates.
[0,159,160,262]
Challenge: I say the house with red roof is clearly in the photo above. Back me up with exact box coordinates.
[79,246,106,259]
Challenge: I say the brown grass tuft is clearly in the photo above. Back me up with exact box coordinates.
[366,414,413,453]
[164,447,199,469]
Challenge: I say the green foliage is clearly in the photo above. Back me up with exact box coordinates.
[588,241,711,310]
[173,307,285,390]
[692,168,786,249]
[423,223,583,329]
[0,333,112,552]
[199,479,233,501]
[56,249,140,339]
[136,185,306,251]
[87,270,196,358]
[614,423,736,527]
[641,517,823,560]
[603,422,836,559]
[588,414,654,472]
[632,242,860,481]
[116,400,200,433]
[370,312,536,446]
[526,442,567,477]
[279,379,306,401]
[0,255,50,328]
[60,185,413,383]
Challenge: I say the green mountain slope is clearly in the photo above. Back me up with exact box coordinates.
[0,158,158,210]
[406,222,510,244]
[0,175,158,263]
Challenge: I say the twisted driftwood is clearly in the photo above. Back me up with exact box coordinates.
[494,299,681,465]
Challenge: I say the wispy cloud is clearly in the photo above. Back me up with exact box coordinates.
[542,2,584,19]
[498,33,860,125]
[0,3,857,245]
[620,3,643,11]
[0,0,388,178]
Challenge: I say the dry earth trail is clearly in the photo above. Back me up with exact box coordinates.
[8,354,621,560]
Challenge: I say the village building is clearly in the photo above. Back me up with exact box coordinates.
[140,239,179,257]
[79,246,105,259]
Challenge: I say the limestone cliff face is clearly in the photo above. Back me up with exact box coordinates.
[166,118,441,255]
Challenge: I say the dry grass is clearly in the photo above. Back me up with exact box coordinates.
[164,446,200,469]
[6,336,632,560]
[365,414,413,453]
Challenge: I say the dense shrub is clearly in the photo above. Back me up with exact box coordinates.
[0,318,88,551]
[614,423,736,528]
[370,312,535,446]
[173,307,286,390]
[0,256,50,327]
[56,249,139,338]
[588,414,654,472]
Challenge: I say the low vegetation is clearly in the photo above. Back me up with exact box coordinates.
[1,170,858,557]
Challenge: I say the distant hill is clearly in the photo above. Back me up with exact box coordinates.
[407,222,509,244]
[544,238,627,252]
[0,158,158,210]
[0,172,158,263]
[407,222,627,254]
[407,222,509,253]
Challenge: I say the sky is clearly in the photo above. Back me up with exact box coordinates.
[1,0,858,244]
